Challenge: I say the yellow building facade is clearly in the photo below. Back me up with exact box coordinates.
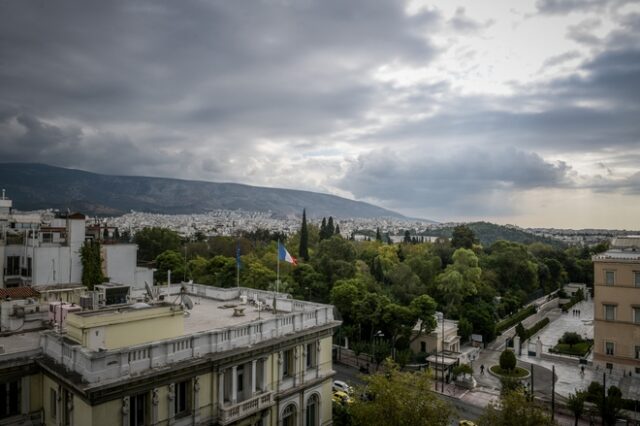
[0,284,339,426]
[592,237,640,376]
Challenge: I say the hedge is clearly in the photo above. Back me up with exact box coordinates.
[561,289,584,312]
[521,317,550,341]
[496,305,536,333]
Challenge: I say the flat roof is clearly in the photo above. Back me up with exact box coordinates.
[183,296,278,335]
[593,250,640,261]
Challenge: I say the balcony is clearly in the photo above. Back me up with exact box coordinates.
[218,391,274,425]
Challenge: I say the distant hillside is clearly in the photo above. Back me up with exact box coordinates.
[423,221,566,248]
[0,163,406,219]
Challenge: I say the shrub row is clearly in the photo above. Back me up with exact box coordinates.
[561,288,584,312]
[521,317,550,341]
[496,305,536,333]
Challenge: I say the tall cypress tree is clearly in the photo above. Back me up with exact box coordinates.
[335,224,340,236]
[320,217,327,240]
[327,216,335,236]
[375,227,382,242]
[299,209,309,261]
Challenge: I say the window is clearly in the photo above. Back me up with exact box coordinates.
[0,380,21,419]
[420,341,427,353]
[604,304,616,321]
[605,342,614,356]
[634,308,640,324]
[306,342,317,369]
[635,272,640,288]
[129,393,147,426]
[282,404,297,426]
[50,389,57,419]
[283,349,294,378]
[237,366,244,393]
[605,271,615,286]
[635,346,640,360]
[306,394,319,426]
[6,256,20,276]
[174,380,190,417]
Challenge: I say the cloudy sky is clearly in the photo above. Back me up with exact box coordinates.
[1,0,639,228]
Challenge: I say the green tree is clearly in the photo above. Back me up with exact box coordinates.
[436,248,481,316]
[327,216,335,236]
[408,294,437,342]
[350,359,454,426]
[299,209,309,261]
[80,241,105,290]
[451,224,477,249]
[403,230,411,243]
[567,390,586,426]
[499,349,516,372]
[375,228,382,242]
[319,217,327,240]
[134,227,182,262]
[155,250,186,284]
[477,390,557,426]
[560,332,583,348]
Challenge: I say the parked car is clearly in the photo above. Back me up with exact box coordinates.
[333,380,353,394]
[459,421,476,426]
[332,390,353,405]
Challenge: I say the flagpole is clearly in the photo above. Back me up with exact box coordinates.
[275,240,280,314]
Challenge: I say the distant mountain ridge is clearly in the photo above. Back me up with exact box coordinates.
[0,163,408,219]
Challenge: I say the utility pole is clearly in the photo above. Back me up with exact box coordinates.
[551,365,555,421]
[441,316,445,393]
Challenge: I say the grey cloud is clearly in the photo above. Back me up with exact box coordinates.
[542,50,582,68]
[337,147,572,217]
[536,0,613,14]
[449,7,493,33]
[0,0,440,178]
[567,19,603,45]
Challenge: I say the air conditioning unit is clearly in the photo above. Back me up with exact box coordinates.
[79,295,94,310]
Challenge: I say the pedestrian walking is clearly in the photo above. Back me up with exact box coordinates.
[580,365,585,376]
[480,364,485,375]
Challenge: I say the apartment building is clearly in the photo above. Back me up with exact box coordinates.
[0,192,152,290]
[592,236,640,376]
[0,283,339,426]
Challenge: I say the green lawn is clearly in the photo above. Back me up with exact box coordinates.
[490,365,529,378]
[550,342,592,357]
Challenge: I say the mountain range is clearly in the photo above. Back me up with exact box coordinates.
[0,163,408,219]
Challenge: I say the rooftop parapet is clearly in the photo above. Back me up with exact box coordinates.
[39,283,338,384]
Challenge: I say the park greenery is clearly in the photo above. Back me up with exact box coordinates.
[477,389,557,426]
[131,220,604,358]
[345,359,454,426]
[561,288,585,312]
[496,305,536,333]
[550,332,592,357]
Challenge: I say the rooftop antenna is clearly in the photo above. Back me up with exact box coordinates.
[171,284,194,310]
[1,189,5,200]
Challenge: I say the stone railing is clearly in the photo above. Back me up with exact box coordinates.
[40,285,337,384]
[218,391,274,425]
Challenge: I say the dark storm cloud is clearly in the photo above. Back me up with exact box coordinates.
[338,147,572,216]
[0,0,440,176]
[535,0,628,14]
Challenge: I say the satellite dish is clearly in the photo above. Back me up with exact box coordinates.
[145,282,155,300]
[182,295,194,310]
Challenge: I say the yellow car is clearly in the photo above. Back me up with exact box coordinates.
[459,421,476,426]
[332,390,353,405]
